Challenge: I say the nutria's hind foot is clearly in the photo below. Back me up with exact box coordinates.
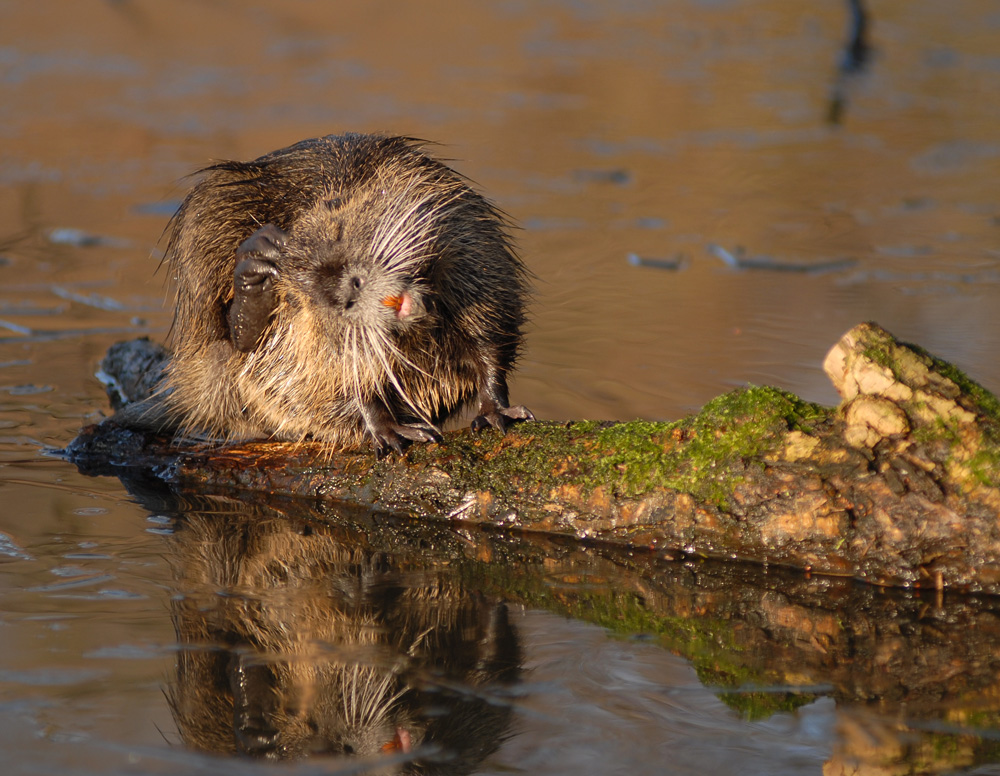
[228,225,287,352]
[471,404,535,434]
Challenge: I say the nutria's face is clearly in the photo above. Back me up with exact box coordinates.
[233,659,421,760]
[281,191,432,337]
[308,252,427,331]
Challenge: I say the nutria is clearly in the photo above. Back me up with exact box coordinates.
[158,133,532,452]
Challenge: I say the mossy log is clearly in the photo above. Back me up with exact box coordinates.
[65,322,1000,593]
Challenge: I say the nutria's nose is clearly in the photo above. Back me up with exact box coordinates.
[344,275,364,309]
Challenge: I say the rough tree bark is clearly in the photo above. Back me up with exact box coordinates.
[64,322,1000,593]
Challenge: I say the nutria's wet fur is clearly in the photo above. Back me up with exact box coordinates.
[162,133,532,452]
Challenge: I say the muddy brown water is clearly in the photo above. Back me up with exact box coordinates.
[4,1,1000,774]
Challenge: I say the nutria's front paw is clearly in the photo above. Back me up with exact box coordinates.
[471,404,535,434]
[372,420,442,456]
[228,225,287,352]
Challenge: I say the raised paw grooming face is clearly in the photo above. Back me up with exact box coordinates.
[227,225,287,353]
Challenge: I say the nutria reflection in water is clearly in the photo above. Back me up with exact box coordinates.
[162,504,521,772]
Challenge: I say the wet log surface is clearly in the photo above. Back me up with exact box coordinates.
[63,322,1000,593]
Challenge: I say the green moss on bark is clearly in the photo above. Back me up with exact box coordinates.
[404,386,830,511]
[588,386,829,507]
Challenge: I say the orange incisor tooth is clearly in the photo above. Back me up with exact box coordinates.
[382,292,413,319]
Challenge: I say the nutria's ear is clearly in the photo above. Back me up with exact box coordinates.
[227,225,285,352]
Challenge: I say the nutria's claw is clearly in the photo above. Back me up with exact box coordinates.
[233,257,278,294]
[392,422,442,444]
[471,405,534,434]
[374,434,405,458]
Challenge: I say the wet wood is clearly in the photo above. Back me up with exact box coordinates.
[65,322,1000,593]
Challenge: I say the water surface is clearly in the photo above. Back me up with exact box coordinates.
[4,1,1000,773]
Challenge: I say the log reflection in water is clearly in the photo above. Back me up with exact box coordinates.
[152,490,521,772]
[121,474,1000,775]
